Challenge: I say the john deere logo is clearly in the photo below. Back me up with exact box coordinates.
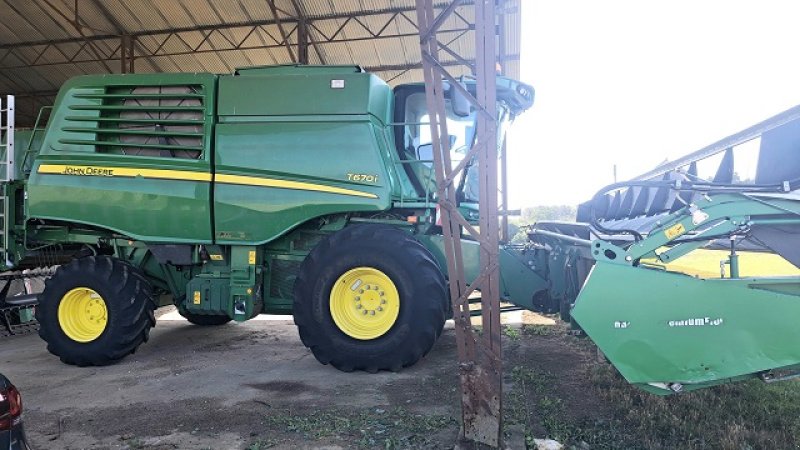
[62,166,114,177]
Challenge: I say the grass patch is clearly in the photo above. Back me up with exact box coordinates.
[503,326,522,340]
[246,438,278,450]
[260,406,456,449]
[586,364,800,449]
[521,324,558,336]
[506,366,602,446]
[505,334,800,449]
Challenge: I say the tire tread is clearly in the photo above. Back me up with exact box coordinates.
[293,224,447,373]
[37,256,157,366]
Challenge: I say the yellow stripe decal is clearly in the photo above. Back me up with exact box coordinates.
[37,164,211,182]
[37,164,378,199]
[215,173,378,199]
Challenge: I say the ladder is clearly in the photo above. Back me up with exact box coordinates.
[0,96,15,182]
[0,96,15,267]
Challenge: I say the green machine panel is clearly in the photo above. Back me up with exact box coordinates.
[213,120,390,244]
[212,66,396,244]
[185,276,230,316]
[572,261,800,393]
[27,73,217,243]
[218,66,391,118]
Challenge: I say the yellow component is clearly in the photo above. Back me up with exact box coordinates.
[652,249,800,278]
[215,173,378,199]
[209,254,224,261]
[37,164,378,199]
[329,267,400,340]
[193,291,201,304]
[57,287,108,343]
[664,223,686,240]
[38,164,212,182]
[248,250,256,265]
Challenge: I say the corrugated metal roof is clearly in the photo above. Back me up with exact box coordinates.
[0,0,522,125]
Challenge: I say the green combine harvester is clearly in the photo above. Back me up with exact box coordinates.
[1,64,799,395]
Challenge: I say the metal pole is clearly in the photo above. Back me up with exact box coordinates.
[498,0,507,75]
[128,36,135,73]
[474,0,503,445]
[120,35,127,73]
[500,139,509,242]
[416,0,503,447]
[298,19,309,64]
[120,35,135,73]
[498,0,509,243]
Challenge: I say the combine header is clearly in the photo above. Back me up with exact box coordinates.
[529,106,800,393]
[2,65,799,395]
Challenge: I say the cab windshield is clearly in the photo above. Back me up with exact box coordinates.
[394,87,511,202]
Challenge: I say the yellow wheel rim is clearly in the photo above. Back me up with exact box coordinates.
[57,287,108,343]
[329,267,400,340]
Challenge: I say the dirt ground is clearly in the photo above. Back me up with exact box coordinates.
[5,307,800,450]
[1,309,588,450]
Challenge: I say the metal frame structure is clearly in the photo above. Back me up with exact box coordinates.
[497,0,511,243]
[416,0,504,446]
[0,1,519,127]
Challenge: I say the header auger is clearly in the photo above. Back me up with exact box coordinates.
[2,65,800,396]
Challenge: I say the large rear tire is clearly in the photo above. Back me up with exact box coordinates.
[37,256,156,366]
[293,224,448,373]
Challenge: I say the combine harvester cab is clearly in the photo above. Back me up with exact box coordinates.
[528,106,800,394]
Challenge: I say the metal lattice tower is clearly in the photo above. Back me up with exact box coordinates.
[416,0,504,446]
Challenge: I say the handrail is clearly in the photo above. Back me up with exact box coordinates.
[22,106,52,175]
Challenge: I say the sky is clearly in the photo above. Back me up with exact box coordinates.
[507,0,800,208]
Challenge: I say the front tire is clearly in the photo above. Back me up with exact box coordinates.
[293,224,448,373]
[37,256,156,366]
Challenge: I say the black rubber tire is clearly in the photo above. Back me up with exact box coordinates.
[178,309,231,326]
[37,256,157,366]
[293,224,448,373]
